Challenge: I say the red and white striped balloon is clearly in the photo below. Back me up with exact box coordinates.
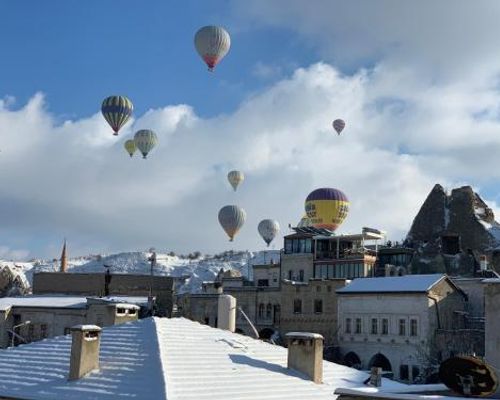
[194,26,231,72]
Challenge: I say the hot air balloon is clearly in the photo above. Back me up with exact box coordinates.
[194,26,231,72]
[332,119,345,135]
[101,96,133,135]
[134,129,158,159]
[218,205,246,241]
[258,219,280,247]
[124,139,136,158]
[305,188,349,231]
[227,170,244,191]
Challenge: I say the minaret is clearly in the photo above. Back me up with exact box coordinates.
[60,239,67,273]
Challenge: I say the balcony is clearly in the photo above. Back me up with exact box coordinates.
[315,250,376,262]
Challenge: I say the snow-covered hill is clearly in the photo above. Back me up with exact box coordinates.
[3,250,281,294]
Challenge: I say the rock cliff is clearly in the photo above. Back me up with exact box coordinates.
[406,184,500,275]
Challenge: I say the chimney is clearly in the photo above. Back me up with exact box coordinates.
[217,294,236,332]
[60,239,67,273]
[69,325,101,380]
[286,332,323,384]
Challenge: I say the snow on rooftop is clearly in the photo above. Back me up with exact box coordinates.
[0,318,166,399]
[0,317,410,400]
[0,295,150,311]
[0,295,88,311]
[337,274,446,294]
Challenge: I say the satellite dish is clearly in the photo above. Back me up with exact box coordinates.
[439,356,498,397]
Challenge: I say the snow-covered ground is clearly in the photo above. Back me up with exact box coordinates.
[1,250,281,294]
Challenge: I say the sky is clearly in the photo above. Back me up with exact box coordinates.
[1,1,500,259]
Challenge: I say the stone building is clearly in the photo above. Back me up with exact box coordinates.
[0,295,146,348]
[33,272,175,316]
[282,227,385,282]
[484,278,500,377]
[336,274,470,383]
[179,226,385,346]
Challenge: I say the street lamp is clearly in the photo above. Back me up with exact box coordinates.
[10,320,31,347]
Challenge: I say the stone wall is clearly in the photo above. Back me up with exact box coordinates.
[33,272,175,316]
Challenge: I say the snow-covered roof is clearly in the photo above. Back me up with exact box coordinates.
[337,274,448,294]
[0,295,88,311]
[0,317,412,400]
[0,295,150,311]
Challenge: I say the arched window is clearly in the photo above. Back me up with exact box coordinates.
[258,303,265,318]
[266,303,272,319]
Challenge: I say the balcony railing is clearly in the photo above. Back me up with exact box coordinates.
[315,250,377,261]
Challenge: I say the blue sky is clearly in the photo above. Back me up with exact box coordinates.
[0,1,316,119]
[2,1,500,259]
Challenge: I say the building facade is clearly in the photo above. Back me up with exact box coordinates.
[0,295,146,348]
[337,275,468,383]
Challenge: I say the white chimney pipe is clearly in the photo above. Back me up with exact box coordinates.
[480,255,488,271]
[217,295,236,332]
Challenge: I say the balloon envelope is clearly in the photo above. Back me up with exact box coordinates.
[218,205,246,241]
[134,129,158,159]
[101,96,133,135]
[332,119,346,135]
[124,139,136,157]
[305,188,349,231]
[194,26,231,71]
[227,170,244,191]
[258,219,280,247]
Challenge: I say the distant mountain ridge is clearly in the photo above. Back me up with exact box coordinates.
[1,250,281,294]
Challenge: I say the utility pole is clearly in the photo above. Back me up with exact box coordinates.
[148,249,157,315]
[103,264,112,297]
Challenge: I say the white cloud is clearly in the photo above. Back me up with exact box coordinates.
[233,1,500,81]
[1,60,500,258]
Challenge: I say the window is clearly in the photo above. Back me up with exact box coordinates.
[316,286,321,292]
[355,318,362,334]
[371,318,378,335]
[272,273,278,283]
[293,299,302,314]
[345,318,351,334]
[285,239,293,254]
[64,327,71,335]
[327,286,332,292]
[314,299,323,313]
[400,365,409,381]
[40,324,48,339]
[258,303,265,318]
[412,366,420,382]
[399,319,406,336]
[410,319,418,336]
[382,318,389,335]
[266,304,272,319]
[257,279,269,287]
[288,270,293,280]
[305,239,312,253]
[128,309,137,315]
[117,308,126,314]
[299,270,304,282]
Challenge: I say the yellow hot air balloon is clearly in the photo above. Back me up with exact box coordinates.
[305,188,349,231]
[124,139,136,157]
[227,170,244,191]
